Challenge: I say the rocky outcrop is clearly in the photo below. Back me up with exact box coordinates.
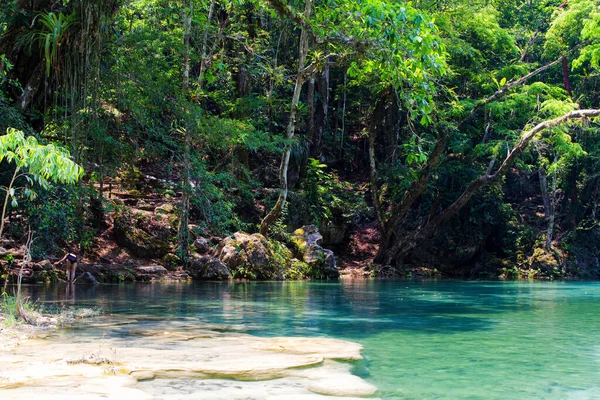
[292,225,340,279]
[187,256,231,280]
[0,331,377,398]
[193,237,211,255]
[160,253,180,270]
[216,232,277,279]
[214,229,339,280]
[113,209,171,259]
[529,247,563,276]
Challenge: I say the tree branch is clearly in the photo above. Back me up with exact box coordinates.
[429,109,600,231]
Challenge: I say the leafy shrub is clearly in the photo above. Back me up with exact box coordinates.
[298,158,369,228]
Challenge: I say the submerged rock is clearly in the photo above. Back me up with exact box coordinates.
[292,225,340,279]
[187,256,231,280]
[75,271,99,285]
[0,325,377,399]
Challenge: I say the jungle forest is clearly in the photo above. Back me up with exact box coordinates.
[1,0,600,281]
[1,0,600,398]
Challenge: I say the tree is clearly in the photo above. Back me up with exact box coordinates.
[0,128,83,239]
[260,0,313,236]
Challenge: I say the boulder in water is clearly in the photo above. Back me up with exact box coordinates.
[75,271,99,285]
[187,256,231,280]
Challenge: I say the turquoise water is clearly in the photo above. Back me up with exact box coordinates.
[21,280,600,399]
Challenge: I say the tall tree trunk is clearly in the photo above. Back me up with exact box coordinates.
[260,0,312,236]
[306,76,315,145]
[311,66,329,157]
[339,70,347,158]
[546,155,558,251]
[539,167,551,217]
[178,1,193,260]
[299,75,316,180]
[535,142,551,217]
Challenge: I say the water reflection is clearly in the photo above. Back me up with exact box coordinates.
[16,280,507,338]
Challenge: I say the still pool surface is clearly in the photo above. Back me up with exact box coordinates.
[20,280,600,399]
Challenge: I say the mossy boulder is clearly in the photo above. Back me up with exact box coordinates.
[529,247,563,277]
[187,256,231,280]
[155,203,175,214]
[292,225,339,279]
[161,253,181,271]
[113,209,171,259]
[215,232,310,280]
[216,232,275,279]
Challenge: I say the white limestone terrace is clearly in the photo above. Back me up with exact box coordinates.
[0,317,379,399]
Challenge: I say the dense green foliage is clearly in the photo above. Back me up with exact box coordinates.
[0,0,599,277]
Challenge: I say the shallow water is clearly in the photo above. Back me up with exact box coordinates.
[16,280,600,399]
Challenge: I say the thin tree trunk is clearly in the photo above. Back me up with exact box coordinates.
[260,0,312,236]
[546,155,558,250]
[520,30,539,62]
[340,70,347,158]
[368,128,386,235]
[306,76,315,145]
[198,0,215,88]
[535,142,551,217]
[178,1,193,260]
[0,167,19,239]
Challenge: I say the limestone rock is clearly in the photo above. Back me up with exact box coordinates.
[135,265,168,280]
[292,226,340,279]
[40,259,53,271]
[193,237,211,254]
[187,256,231,280]
[216,232,276,279]
[0,321,378,399]
[113,210,171,258]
